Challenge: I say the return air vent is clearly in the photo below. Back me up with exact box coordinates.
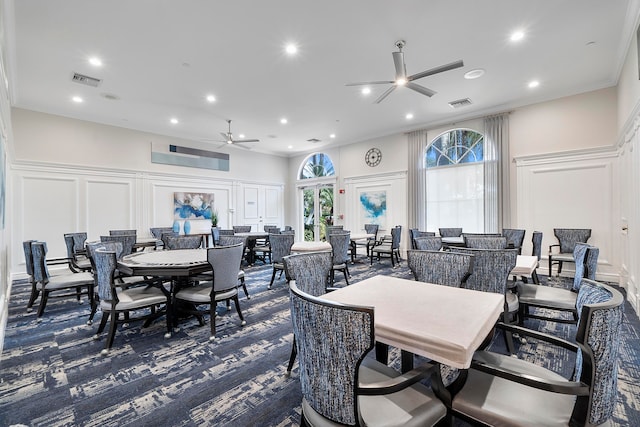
[448,98,472,108]
[71,72,102,87]
[306,138,321,143]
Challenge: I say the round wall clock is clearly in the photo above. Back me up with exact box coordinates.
[365,148,382,167]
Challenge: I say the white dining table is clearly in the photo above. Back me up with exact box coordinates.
[321,275,504,369]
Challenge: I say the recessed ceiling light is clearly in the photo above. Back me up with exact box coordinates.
[72,96,83,103]
[405,113,414,120]
[528,80,540,88]
[88,57,102,67]
[510,30,525,42]
[280,118,288,124]
[361,87,371,95]
[206,94,216,103]
[285,43,298,55]
[170,118,179,124]
[288,145,293,149]
[464,69,485,79]
[329,134,336,139]
[239,134,245,139]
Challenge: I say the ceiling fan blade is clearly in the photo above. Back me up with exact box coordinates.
[406,82,436,97]
[392,51,406,80]
[374,86,396,104]
[220,132,230,140]
[234,139,260,143]
[231,142,252,150]
[407,60,464,82]
[346,80,394,86]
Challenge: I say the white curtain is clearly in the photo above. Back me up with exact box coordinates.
[483,114,510,232]
[407,130,427,230]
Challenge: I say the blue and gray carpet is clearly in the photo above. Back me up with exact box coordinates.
[1,257,639,426]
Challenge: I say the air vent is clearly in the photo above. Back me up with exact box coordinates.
[448,98,472,108]
[306,138,321,143]
[71,72,102,87]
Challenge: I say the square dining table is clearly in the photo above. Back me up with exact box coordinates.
[321,275,504,369]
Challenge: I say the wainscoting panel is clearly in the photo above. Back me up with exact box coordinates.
[515,148,618,281]
[86,178,135,237]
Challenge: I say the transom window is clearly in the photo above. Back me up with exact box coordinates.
[426,129,484,168]
[299,153,335,179]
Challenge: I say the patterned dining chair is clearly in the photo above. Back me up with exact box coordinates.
[213,235,250,300]
[439,227,463,237]
[100,234,136,258]
[164,234,203,250]
[63,232,92,272]
[352,223,379,261]
[407,250,474,287]
[413,236,443,251]
[548,228,591,276]
[370,226,402,267]
[450,279,624,427]
[328,231,351,285]
[463,235,507,249]
[501,228,526,254]
[268,233,294,289]
[232,225,252,233]
[289,281,446,426]
[109,229,137,236]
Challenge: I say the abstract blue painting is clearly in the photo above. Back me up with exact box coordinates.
[359,190,386,227]
[174,192,214,220]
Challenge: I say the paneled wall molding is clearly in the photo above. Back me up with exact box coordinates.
[343,170,407,183]
[513,146,618,167]
[619,98,640,148]
[11,159,284,188]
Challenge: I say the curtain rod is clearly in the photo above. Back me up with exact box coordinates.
[404,110,513,134]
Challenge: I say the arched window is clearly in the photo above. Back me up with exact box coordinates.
[425,129,485,232]
[299,153,335,179]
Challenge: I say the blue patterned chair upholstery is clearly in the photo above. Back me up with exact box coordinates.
[63,232,92,273]
[23,240,72,312]
[268,233,294,289]
[100,234,137,258]
[438,227,462,237]
[449,279,624,427]
[413,236,443,251]
[283,251,334,374]
[548,228,591,276]
[370,226,402,267]
[352,223,379,261]
[232,225,252,233]
[93,248,168,354]
[463,235,507,249]
[329,231,351,285]
[150,227,174,239]
[501,228,526,253]
[289,282,446,426]
[209,235,249,300]
[31,241,95,323]
[407,250,474,287]
[109,229,137,236]
[518,243,597,325]
[409,229,436,249]
[163,234,203,250]
[451,247,518,354]
[174,243,247,341]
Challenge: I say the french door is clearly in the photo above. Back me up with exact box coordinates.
[300,183,334,241]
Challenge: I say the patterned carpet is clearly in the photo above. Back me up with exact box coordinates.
[1,255,639,426]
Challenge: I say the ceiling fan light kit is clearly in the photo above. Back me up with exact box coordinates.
[346,40,464,103]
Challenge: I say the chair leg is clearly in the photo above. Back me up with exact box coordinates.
[88,288,97,325]
[557,261,563,276]
[268,268,277,289]
[342,269,349,285]
[233,295,246,327]
[103,312,119,355]
[240,277,250,299]
[548,257,553,277]
[286,335,297,374]
[36,290,49,322]
[209,303,217,341]
[26,281,40,312]
[95,311,110,338]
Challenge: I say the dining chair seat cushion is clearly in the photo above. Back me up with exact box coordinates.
[453,351,575,426]
[509,255,538,277]
[550,253,574,263]
[99,286,166,311]
[302,357,446,427]
[36,271,94,290]
[175,283,238,303]
[517,283,577,310]
[505,292,519,313]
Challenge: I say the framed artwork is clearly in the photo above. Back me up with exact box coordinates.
[359,189,387,229]
[174,192,214,220]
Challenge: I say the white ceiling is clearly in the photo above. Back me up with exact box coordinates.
[4,0,639,156]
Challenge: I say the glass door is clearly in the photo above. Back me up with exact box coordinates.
[302,184,334,241]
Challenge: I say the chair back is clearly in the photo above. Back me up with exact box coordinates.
[270,233,294,263]
[326,225,344,236]
[94,248,118,302]
[531,231,543,260]
[407,250,474,287]
[439,227,462,237]
[280,229,295,235]
[86,241,123,271]
[218,229,234,236]
[211,226,221,246]
[585,245,599,280]
[328,231,350,265]
[502,229,525,253]
[571,243,591,291]
[31,242,51,283]
[100,234,136,258]
[150,227,174,239]
[289,282,374,425]
[464,235,507,249]
[208,243,244,293]
[283,252,332,296]
[390,226,402,249]
[413,236,443,251]
[451,247,517,295]
[284,225,293,231]
[409,229,434,248]
[218,235,247,249]
[573,279,624,426]
[109,229,137,237]
[64,232,88,258]
[264,225,280,234]
[553,228,592,254]
[233,225,252,233]
[164,235,202,250]
[23,240,37,278]
[363,224,379,239]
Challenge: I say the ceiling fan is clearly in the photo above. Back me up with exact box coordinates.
[213,119,260,149]
[346,40,464,104]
